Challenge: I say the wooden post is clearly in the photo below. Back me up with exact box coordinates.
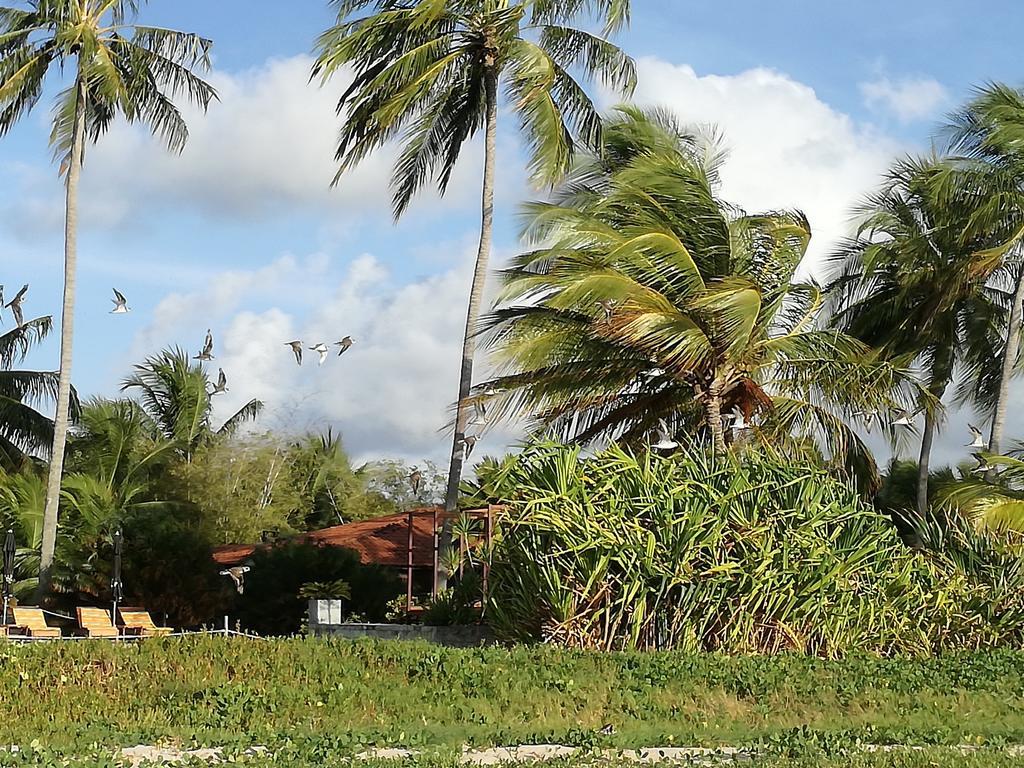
[432,507,439,598]
[406,510,414,613]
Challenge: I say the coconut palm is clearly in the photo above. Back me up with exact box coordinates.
[312,0,636,528]
[0,0,217,591]
[830,155,1021,516]
[0,316,73,470]
[121,348,263,462]
[938,452,1024,536]
[946,84,1024,457]
[480,107,921,484]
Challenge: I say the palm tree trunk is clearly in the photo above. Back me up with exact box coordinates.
[438,68,498,591]
[916,406,937,518]
[988,263,1024,458]
[705,380,727,455]
[38,77,86,598]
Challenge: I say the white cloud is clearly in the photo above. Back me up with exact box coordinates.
[860,75,949,123]
[130,247,520,465]
[621,58,903,276]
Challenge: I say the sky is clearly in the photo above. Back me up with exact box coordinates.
[1,0,1022,468]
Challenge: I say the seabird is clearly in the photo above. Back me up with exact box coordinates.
[460,435,480,460]
[194,329,214,361]
[286,341,303,366]
[595,299,616,320]
[971,454,993,475]
[728,407,749,431]
[219,565,251,595]
[469,400,488,429]
[653,419,679,451]
[967,424,986,449]
[5,284,27,328]
[212,368,228,395]
[334,336,354,356]
[309,342,329,366]
[892,411,914,427]
[409,467,422,496]
[110,288,130,314]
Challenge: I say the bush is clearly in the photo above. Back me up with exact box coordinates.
[230,541,403,635]
[486,442,1023,655]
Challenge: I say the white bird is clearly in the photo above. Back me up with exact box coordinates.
[971,454,993,475]
[409,467,422,496]
[194,329,214,361]
[892,411,914,427]
[460,435,480,460]
[309,342,329,366]
[854,410,877,433]
[595,299,616,320]
[212,368,228,395]
[728,407,749,431]
[653,419,679,451]
[286,341,303,366]
[110,288,130,314]
[334,336,355,356]
[5,284,27,328]
[219,565,251,595]
[967,424,986,449]
[469,400,488,429]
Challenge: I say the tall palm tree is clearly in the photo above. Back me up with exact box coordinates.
[0,0,217,591]
[830,155,1019,516]
[481,107,921,484]
[312,0,636,544]
[121,348,263,462]
[0,316,73,470]
[946,84,1024,457]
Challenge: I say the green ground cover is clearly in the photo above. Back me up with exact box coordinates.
[2,637,1024,753]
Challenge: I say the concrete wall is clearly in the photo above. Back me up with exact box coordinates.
[307,600,494,647]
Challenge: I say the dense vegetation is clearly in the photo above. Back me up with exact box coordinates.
[3,638,1024,752]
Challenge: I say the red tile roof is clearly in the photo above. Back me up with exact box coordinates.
[212,507,446,568]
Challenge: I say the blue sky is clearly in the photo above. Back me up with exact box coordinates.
[1,0,1021,465]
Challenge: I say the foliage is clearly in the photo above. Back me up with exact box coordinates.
[360,459,447,512]
[484,441,1024,654]
[298,579,352,601]
[482,107,921,485]
[4,639,1024,752]
[229,541,402,635]
[938,453,1024,534]
[419,571,483,626]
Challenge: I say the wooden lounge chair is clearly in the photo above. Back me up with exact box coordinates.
[76,607,120,638]
[118,608,172,637]
[11,607,61,638]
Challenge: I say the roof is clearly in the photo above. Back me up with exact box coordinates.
[212,507,447,568]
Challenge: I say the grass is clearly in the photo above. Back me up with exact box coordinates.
[3,637,1024,753]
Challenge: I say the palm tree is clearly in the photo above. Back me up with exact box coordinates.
[0,0,217,592]
[0,316,74,470]
[946,84,1024,457]
[312,0,636,549]
[480,107,921,484]
[121,348,263,462]
[830,155,1020,516]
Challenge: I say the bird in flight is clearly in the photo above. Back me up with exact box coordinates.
[212,368,228,395]
[335,336,354,356]
[409,467,422,496]
[309,342,329,366]
[652,419,679,451]
[595,299,616,320]
[195,329,214,361]
[286,341,303,366]
[5,284,27,328]
[971,454,993,475]
[219,566,251,595]
[469,400,488,429]
[110,288,130,314]
[728,407,749,431]
[460,435,479,460]
[967,424,986,449]
[892,411,914,427]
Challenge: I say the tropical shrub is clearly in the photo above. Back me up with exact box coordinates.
[230,541,402,635]
[485,442,1022,655]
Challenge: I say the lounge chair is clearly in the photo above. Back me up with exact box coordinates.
[11,607,61,638]
[118,608,172,637]
[76,607,120,638]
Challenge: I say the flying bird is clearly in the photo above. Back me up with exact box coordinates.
[110,288,130,314]
[595,299,616,320]
[409,467,422,496]
[334,336,354,356]
[212,368,228,395]
[892,411,914,427]
[5,284,27,328]
[219,565,251,595]
[728,407,749,431]
[195,329,214,361]
[469,399,488,429]
[967,424,986,449]
[971,454,993,475]
[286,341,303,366]
[309,342,329,366]
[652,419,679,451]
